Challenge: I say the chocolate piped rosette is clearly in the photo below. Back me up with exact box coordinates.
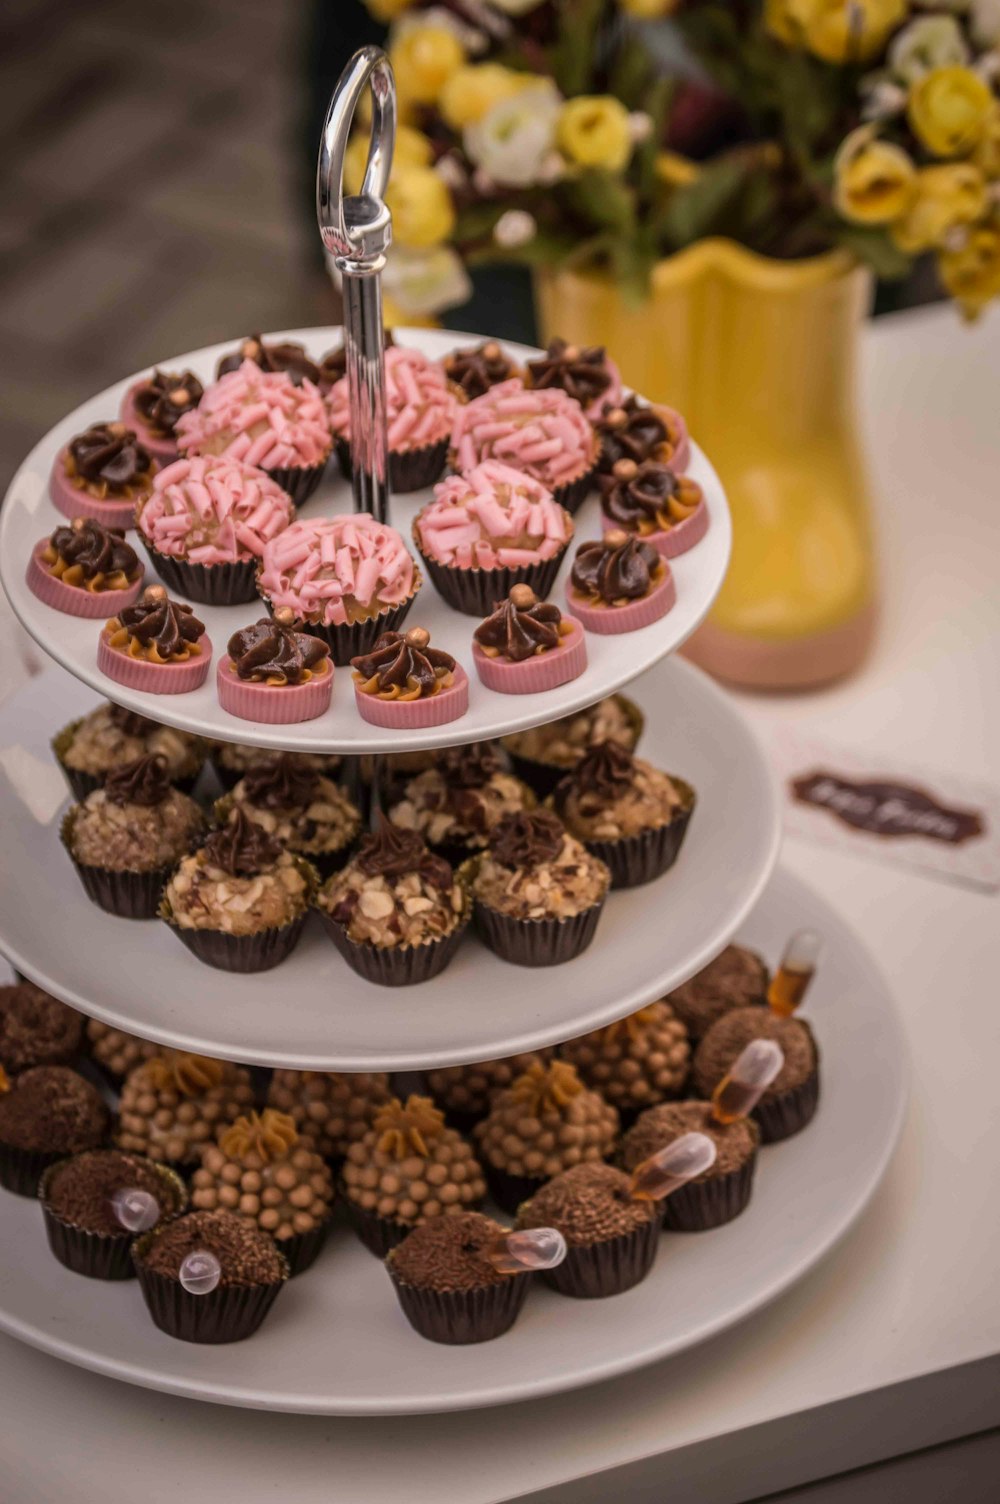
[526,338,623,421]
[119,368,204,463]
[159,808,317,973]
[388,742,535,867]
[351,627,468,729]
[550,741,696,890]
[216,333,323,387]
[176,360,331,505]
[595,394,690,477]
[600,458,708,559]
[566,531,675,634]
[27,517,144,617]
[463,809,610,969]
[414,460,574,617]
[52,702,206,801]
[256,513,420,665]
[49,421,157,530]
[315,819,471,987]
[216,754,361,879]
[442,339,523,400]
[217,612,333,724]
[472,585,586,695]
[98,584,211,693]
[328,344,460,493]
[501,693,644,798]
[449,378,599,516]
[135,454,295,605]
[61,754,204,919]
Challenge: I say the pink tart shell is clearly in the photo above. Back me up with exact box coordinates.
[119,384,181,464]
[97,630,212,694]
[353,664,469,729]
[565,571,676,635]
[217,656,334,724]
[26,537,144,618]
[49,448,145,531]
[600,495,709,559]
[472,618,587,695]
[663,408,691,474]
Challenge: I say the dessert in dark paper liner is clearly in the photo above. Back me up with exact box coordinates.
[40,1152,187,1280]
[159,811,317,973]
[316,820,471,987]
[551,743,697,890]
[342,1097,487,1257]
[619,1099,760,1232]
[502,694,645,799]
[386,1212,541,1344]
[139,541,260,606]
[693,1008,820,1144]
[667,944,771,1042]
[52,708,205,802]
[214,754,360,882]
[132,1210,288,1344]
[0,1066,110,1197]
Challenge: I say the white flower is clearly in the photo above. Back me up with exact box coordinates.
[391,7,487,56]
[434,154,468,192]
[382,246,472,318]
[493,209,537,248]
[464,81,562,188]
[888,16,969,85]
[628,111,655,144]
[972,0,1000,47]
[860,76,908,120]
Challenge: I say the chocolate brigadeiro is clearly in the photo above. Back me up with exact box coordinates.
[0,982,84,1076]
[619,1099,760,1231]
[666,944,770,1041]
[692,1008,819,1143]
[387,1210,533,1345]
[0,1065,109,1196]
[517,1162,660,1299]
[132,1208,288,1344]
[40,1148,186,1280]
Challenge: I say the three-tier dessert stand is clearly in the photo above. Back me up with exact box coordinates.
[0,49,906,1414]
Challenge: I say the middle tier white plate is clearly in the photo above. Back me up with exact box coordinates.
[0,656,780,1070]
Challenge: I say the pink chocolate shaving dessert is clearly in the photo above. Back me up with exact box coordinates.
[450,379,597,501]
[137,455,294,566]
[258,514,418,628]
[176,361,331,472]
[416,461,571,572]
[327,345,457,454]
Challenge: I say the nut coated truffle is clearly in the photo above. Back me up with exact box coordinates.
[477,1060,619,1183]
[192,1109,333,1243]
[117,1052,255,1165]
[342,1095,486,1227]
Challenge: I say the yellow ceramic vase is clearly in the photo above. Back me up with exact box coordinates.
[535,241,878,690]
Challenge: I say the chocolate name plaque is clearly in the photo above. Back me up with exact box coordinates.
[791,772,984,845]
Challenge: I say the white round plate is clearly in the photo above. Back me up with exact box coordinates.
[0,328,731,755]
[0,866,907,1415]
[0,656,778,1071]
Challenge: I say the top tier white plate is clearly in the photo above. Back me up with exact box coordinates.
[0,328,731,756]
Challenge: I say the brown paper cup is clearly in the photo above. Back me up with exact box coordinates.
[264,457,329,507]
[755,1067,820,1144]
[132,1236,289,1343]
[61,811,172,920]
[388,1263,531,1344]
[316,907,469,987]
[472,894,605,968]
[39,1160,187,1280]
[541,1217,661,1298]
[579,783,696,890]
[139,539,260,606]
[660,1154,758,1231]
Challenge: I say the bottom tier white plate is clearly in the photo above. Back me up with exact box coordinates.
[0,656,780,1071]
[0,867,907,1416]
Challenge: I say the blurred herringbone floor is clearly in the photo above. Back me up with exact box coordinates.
[0,0,334,494]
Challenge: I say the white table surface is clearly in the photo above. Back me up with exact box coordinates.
[1,304,999,1503]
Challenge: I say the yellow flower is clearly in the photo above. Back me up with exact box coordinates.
[365,0,418,19]
[386,163,455,249]
[973,103,1000,177]
[938,221,1000,317]
[655,151,700,188]
[620,0,679,16]
[389,23,465,107]
[834,127,917,225]
[345,125,432,196]
[439,64,529,130]
[557,96,633,173]
[770,0,907,63]
[908,66,993,157]
[891,164,987,253]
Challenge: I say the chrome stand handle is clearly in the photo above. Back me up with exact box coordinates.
[317,46,396,524]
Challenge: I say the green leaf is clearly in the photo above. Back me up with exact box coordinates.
[835,225,912,280]
[655,158,747,248]
[549,0,606,98]
[561,169,637,233]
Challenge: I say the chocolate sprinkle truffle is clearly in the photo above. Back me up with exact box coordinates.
[517,1161,660,1298]
[0,982,84,1076]
[692,1008,820,1143]
[666,945,770,1041]
[387,1210,531,1345]
[0,1065,109,1196]
[41,1148,186,1280]
[619,1099,760,1231]
[133,1209,288,1344]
